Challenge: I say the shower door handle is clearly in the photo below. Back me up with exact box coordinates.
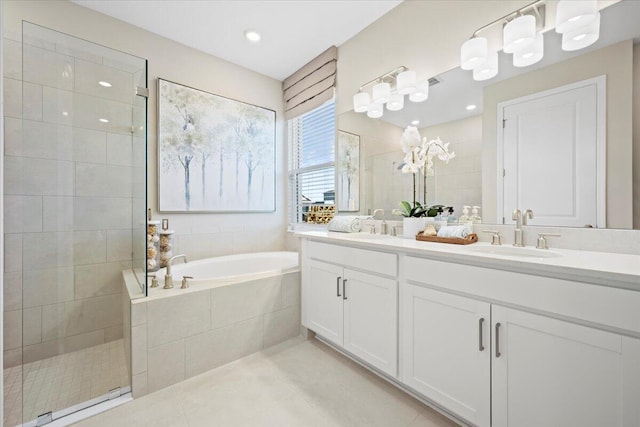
[336,276,342,297]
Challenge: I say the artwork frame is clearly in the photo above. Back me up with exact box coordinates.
[337,130,360,212]
[157,78,276,213]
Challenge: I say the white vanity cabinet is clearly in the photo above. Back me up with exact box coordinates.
[401,285,491,427]
[304,242,398,377]
[491,306,640,427]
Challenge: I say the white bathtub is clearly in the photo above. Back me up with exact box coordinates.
[155,251,299,290]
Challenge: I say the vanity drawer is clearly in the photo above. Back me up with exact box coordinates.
[405,256,640,335]
[307,241,397,277]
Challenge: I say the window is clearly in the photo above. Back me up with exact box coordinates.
[288,100,336,226]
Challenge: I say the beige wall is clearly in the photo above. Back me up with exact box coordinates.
[634,43,640,229]
[482,40,634,228]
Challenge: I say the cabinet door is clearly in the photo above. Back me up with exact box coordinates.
[343,269,398,377]
[401,284,491,427]
[492,306,640,427]
[306,260,344,347]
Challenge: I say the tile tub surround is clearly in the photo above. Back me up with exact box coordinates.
[74,336,457,427]
[125,270,301,397]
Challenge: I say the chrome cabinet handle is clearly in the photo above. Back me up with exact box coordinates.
[342,278,348,300]
[495,322,501,358]
[478,318,485,351]
[336,276,342,297]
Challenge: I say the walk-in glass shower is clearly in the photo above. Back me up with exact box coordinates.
[3,22,147,426]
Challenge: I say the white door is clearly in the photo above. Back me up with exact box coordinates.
[501,78,602,227]
[343,269,398,377]
[307,260,344,347]
[401,284,491,427]
[492,306,640,427]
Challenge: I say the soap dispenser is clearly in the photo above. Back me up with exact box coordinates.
[470,206,482,224]
[447,207,457,224]
[459,206,470,223]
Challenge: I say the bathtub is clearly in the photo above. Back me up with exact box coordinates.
[154,251,299,292]
[128,251,302,397]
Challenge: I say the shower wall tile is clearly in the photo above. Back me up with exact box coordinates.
[20,119,73,160]
[75,262,126,299]
[23,44,74,91]
[75,58,133,103]
[3,155,23,195]
[42,196,74,232]
[73,230,107,265]
[3,38,22,80]
[22,329,105,364]
[3,116,22,156]
[23,306,43,346]
[72,127,107,163]
[22,266,75,308]
[42,86,73,126]
[41,294,121,341]
[131,324,147,375]
[3,233,23,273]
[23,82,43,121]
[107,133,133,166]
[3,271,22,311]
[107,229,133,262]
[75,163,107,196]
[3,348,22,369]
[23,231,74,269]
[3,77,22,118]
[22,158,75,196]
[105,165,133,198]
[3,195,43,233]
[3,310,22,350]
[73,197,132,230]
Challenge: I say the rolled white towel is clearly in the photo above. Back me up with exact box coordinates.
[328,216,362,233]
[436,225,470,238]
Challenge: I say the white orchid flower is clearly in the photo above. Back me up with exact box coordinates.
[401,126,422,152]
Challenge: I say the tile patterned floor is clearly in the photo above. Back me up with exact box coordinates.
[74,336,460,427]
[3,339,129,427]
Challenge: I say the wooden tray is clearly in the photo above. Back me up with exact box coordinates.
[416,232,478,245]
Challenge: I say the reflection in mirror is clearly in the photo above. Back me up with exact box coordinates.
[338,0,640,229]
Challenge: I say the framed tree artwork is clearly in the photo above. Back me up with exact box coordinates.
[337,130,360,212]
[157,78,276,212]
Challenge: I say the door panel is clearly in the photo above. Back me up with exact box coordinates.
[492,306,640,427]
[307,260,344,347]
[503,82,599,227]
[343,269,398,377]
[401,284,490,427]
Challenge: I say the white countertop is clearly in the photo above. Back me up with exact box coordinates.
[296,231,640,291]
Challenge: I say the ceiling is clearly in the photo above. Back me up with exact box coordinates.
[71,0,402,81]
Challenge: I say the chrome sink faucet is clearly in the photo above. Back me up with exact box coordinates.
[164,254,188,289]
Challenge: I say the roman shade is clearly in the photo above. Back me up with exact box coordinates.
[283,46,337,120]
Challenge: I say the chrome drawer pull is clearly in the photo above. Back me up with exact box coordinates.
[478,318,485,351]
[336,276,342,297]
[495,322,502,358]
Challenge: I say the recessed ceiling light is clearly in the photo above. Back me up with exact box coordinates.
[411,120,420,125]
[99,118,109,123]
[244,30,261,43]
[62,111,69,116]
[98,81,112,88]
[466,104,477,111]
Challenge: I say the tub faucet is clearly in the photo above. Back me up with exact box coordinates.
[512,209,524,247]
[164,254,188,289]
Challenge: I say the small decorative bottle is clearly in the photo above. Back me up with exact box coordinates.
[159,219,175,269]
[459,206,471,223]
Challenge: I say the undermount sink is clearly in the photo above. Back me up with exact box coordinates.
[468,245,563,259]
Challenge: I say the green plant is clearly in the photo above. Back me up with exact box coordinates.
[394,202,446,218]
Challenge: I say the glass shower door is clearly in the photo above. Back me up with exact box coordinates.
[2,22,147,426]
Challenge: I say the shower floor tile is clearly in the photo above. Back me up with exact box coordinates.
[3,339,128,427]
